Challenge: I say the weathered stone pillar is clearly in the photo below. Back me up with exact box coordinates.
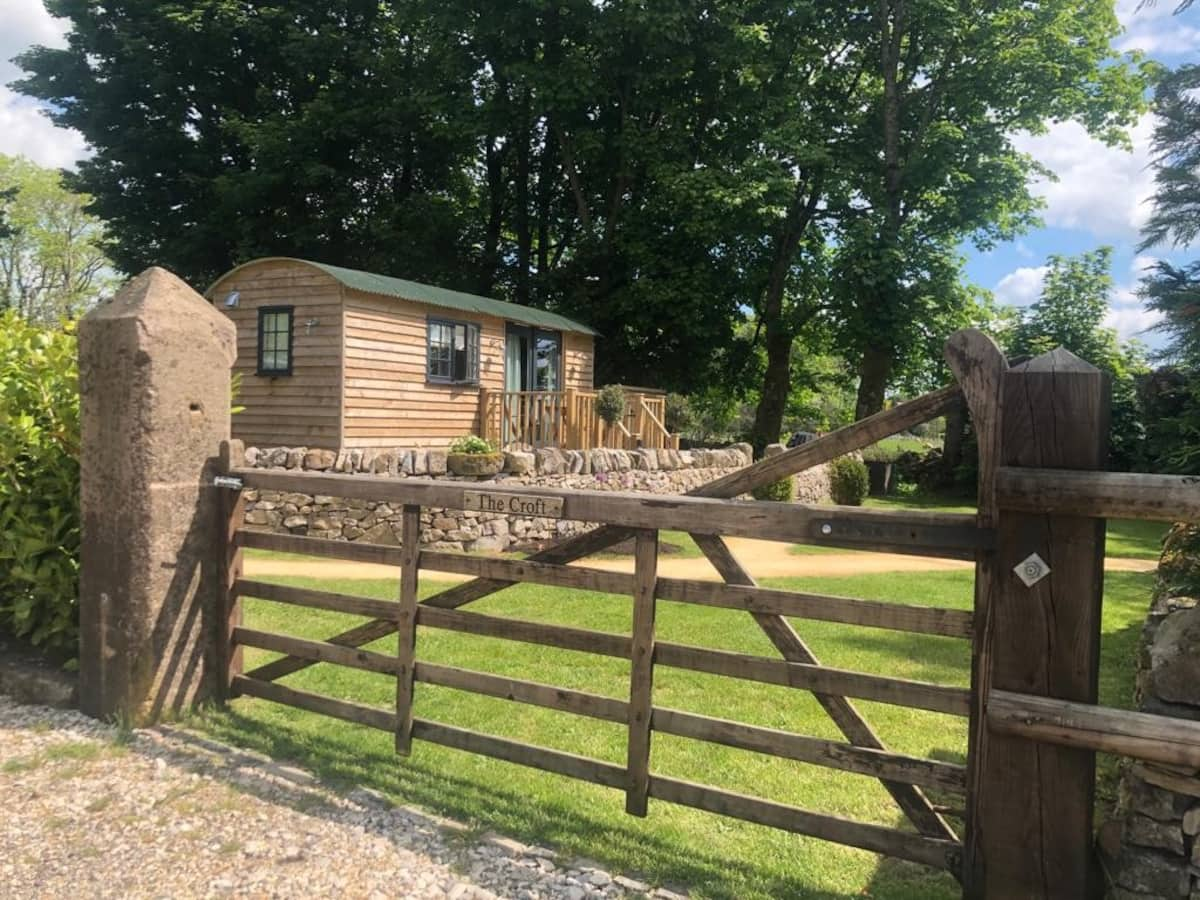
[78,267,236,723]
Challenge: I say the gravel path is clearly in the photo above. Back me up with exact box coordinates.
[0,695,669,900]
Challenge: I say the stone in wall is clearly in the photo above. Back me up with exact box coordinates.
[238,441,831,553]
[1104,523,1200,899]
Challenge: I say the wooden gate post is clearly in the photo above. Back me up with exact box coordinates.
[964,347,1109,898]
[78,268,237,724]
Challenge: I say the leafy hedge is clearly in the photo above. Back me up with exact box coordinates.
[0,313,80,656]
[829,456,869,506]
[751,476,795,502]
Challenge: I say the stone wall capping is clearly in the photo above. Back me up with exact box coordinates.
[236,443,831,554]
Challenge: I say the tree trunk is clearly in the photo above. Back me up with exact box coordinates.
[941,397,966,481]
[748,175,825,455]
[750,319,793,456]
[855,344,894,419]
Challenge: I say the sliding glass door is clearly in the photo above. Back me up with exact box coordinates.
[503,324,562,446]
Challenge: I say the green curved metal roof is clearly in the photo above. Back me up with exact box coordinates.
[210,257,598,336]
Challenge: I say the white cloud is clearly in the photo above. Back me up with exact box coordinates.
[0,0,86,169]
[1131,254,1160,279]
[1105,304,1163,340]
[1115,0,1200,56]
[1012,116,1156,241]
[0,95,87,168]
[994,265,1048,306]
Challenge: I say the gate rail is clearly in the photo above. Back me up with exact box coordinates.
[219,452,977,874]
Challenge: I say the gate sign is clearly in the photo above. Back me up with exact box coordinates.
[463,490,565,519]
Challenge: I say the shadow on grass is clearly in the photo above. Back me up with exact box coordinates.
[196,701,958,900]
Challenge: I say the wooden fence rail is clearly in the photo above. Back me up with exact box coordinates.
[220,334,1200,895]
[219,425,978,877]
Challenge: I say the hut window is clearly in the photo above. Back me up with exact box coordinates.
[428,318,480,384]
[257,306,293,376]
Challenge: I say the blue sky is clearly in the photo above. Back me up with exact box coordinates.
[963,0,1200,348]
[1,0,1197,347]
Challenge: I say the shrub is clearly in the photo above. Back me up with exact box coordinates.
[829,456,869,506]
[595,384,627,425]
[0,313,80,657]
[448,434,495,455]
[752,476,795,502]
[664,393,695,435]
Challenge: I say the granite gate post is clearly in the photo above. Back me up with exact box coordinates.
[78,267,237,723]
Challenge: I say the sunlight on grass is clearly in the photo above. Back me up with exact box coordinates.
[196,565,1153,899]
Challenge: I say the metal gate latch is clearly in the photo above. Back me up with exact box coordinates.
[1014,552,1051,587]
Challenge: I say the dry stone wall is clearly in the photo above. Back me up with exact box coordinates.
[240,443,833,552]
[1105,524,1200,900]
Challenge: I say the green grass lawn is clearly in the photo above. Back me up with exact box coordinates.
[194,564,1153,899]
[788,495,1169,561]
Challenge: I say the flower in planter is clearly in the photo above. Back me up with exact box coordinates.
[448,435,495,455]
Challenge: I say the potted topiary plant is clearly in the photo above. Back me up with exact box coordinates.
[595,384,627,427]
[446,435,504,476]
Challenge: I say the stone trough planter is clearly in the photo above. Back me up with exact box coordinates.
[447,452,505,477]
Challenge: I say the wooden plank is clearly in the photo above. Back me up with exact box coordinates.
[420,551,633,595]
[238,530,403,566]
[396,505,421,755]
[655,577,973,639]
[231,467,984,555]
[233,626,397,675]
[689,533,958,844]
[691,383,962,498]
[966,348,1109,898]
[417,607,633,658]
[218,440,245,699]
[647,776,961,873]
[235,578,400,621]
[987,690,1200,769]
[232,675,396,732]
[411,720,628,790]
[996,467,1200,522]
[625,529,658,816]
[944,327,1009,896]
[654,641,970,717]
[242,382,972,686]
[651,707,967,793]
[415,662,628,723]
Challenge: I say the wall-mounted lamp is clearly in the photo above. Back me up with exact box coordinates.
[224,291,240,308]
[305,318,320,334]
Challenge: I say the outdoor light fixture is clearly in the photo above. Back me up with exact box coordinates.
[305,318,320,334]
[224,291,240,308]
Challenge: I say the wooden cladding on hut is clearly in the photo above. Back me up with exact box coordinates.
[206,257,597,450]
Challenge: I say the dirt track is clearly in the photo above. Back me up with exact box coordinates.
[243,535,1155,583]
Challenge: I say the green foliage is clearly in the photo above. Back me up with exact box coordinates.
[0,313,80,656]
[595,385,626,426]
[1139,64,1200,253]
[0,155,114,323]
[829,457,869,507]
[751,477,795,503]
[663,393,694,436]
[1136,368,1200,474]
[447,435,494,455]
[1007,247,1149,470]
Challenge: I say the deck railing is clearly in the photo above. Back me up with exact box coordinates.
[480,387,679,451]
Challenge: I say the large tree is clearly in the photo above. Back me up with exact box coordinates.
[1009,247,1148,469]
[0,155,112,323]
[829,0,1149,420]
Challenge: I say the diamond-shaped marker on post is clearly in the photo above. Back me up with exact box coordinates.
[1014,552,1051,587]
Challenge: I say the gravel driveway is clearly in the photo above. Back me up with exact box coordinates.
[0,695,667,900]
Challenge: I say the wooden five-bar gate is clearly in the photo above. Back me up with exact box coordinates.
[216,330,1200,898]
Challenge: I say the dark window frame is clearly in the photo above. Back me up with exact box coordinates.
[256,305,294,376]
[427,316,481,385]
